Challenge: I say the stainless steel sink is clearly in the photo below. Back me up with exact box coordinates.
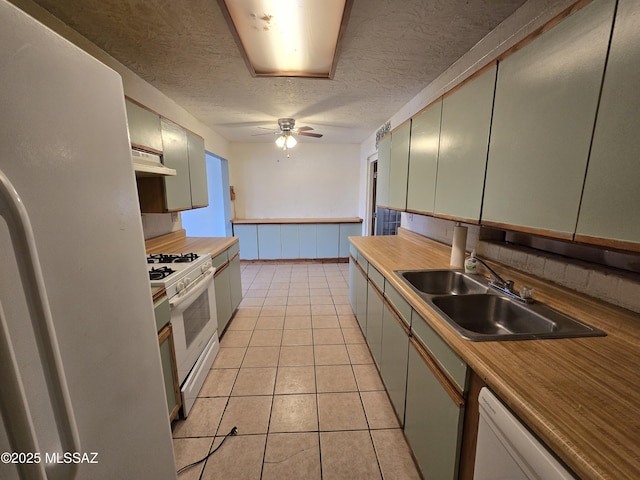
[397,270,488,296]
[394,269,606,341]
[431,294,605,341]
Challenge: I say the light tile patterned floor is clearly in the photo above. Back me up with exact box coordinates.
[172,261,421,480]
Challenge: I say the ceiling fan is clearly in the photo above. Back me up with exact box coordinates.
[254,118,323,149]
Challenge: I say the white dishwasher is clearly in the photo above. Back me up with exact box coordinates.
[474,387,576,480]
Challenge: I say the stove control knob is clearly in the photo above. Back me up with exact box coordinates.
[202,262,212,273]
[176,281,185,292]
[184,276,191,286]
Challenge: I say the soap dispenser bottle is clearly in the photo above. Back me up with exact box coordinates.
[465,249,478,274]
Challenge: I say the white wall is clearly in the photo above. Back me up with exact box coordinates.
[229,143,360,219]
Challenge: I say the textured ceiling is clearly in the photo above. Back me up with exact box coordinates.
[28,0,527,144]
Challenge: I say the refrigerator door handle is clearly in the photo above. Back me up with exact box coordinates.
[0,169,81,480]
[0,303,47,480]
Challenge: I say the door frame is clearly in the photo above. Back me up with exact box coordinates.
[365,152,378,237]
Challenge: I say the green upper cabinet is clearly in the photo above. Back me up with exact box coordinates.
[125,99,162,152]
[388,121,411,210]
[376,134,392,208]
[406,100,442,214]
[482,0,616,238]
[186,131,208,208]
[575,0,640,250]
[161,119,192,211]
[434,66,496,223]
[137,119,208,213]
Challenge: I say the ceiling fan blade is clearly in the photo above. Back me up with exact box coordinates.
[297,131,323,138]
[251,131,279,136]
[296,126,314,132]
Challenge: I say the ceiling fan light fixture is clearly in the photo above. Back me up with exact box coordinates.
[286,135,297,148]
[275,135,286,148]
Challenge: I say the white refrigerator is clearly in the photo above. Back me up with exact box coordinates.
[0,1,178,479]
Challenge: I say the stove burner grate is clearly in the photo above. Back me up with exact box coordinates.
[149,266,176,280]
[147,253,199,264]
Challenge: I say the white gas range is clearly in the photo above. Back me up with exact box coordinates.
[147,252,219,417]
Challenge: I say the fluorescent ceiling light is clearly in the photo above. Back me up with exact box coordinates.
[218,0,353,78]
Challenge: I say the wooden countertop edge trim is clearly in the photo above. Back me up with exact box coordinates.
[349,234,639,480]
[145,229,239,258]
[232,217,363,224]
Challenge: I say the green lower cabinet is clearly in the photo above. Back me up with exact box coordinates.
[158,324,180,422]
[229,254,242,312]
[234,224,258,260]
[404,340,465,479]
[316,223,340,258]
[379,301,409,425]
[353,261,368,334]
[257,224,282,259]
[349,256,357,312]
[366,281,384,367]
[214,266,232,334]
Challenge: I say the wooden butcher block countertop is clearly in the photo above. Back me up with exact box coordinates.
[145,229,237,258]
[350,230,640,480]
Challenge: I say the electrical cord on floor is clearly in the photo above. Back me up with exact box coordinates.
[177,426,238,476]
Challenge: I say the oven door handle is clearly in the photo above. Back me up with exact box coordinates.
[169,269,215,312]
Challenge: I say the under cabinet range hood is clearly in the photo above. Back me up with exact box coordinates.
[132,148,176,176]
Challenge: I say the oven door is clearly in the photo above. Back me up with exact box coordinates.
[169,269,217,384]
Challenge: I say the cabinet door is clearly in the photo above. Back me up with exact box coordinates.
[434,66,496,222]
[215,266,232,334]
[125,99,162,152]
[229,254,242,312]
[376,134,391,207]
[354,262,368,333]
[234,224,259,260]
[158,324,181,421]
[339,223,361,258]
[407,100,442,214]
[388,121,411,210]
[349,256,357,311]
[575,0,640,250]
[483,0,615,238]
[280,224,299,259]
[186,132,208,208]
[298,224,317,258]
[380,301,409,425]
[316,223,339,258]
[405,339,464,479]
[366,281,384,367]
[161,119,192,211]
[258,224,282,259]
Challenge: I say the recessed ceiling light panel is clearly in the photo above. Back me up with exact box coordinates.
[218,0,353,78]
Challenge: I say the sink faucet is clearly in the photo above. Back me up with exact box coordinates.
[472,255,534,303]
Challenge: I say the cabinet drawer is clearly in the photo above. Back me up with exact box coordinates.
[357,252,368,272]
[227,241,240,259]
[368,265,385,292]
[154,295,170,332]
[411,311,467,391]
[384,281,411,326]
[211,250,228,269]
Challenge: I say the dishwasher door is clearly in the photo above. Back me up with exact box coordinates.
[474,387,575,480]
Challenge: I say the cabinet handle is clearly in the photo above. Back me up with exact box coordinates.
[410,335,464,408]
[0,169,81,480]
